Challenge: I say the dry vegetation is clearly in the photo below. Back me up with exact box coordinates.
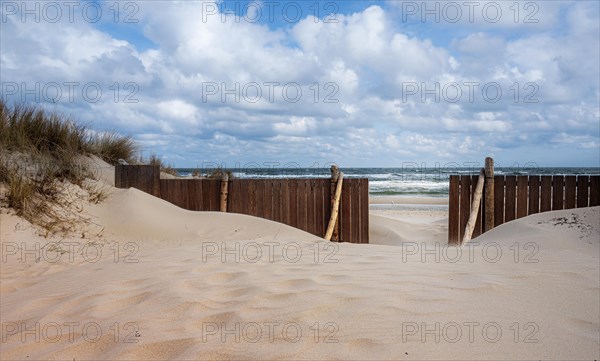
[0,100,159,235]
[0,100,232,234]
[144,153,179,176]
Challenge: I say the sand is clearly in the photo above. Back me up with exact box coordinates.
[1,158,599,360]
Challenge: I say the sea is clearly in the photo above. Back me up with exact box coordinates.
[175,167,600,197]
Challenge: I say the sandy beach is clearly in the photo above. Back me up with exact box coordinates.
[2,1,599,358]
[1,158,598,360]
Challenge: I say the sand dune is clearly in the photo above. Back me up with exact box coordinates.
[1,160,598,360]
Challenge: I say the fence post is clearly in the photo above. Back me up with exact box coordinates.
[484,157,494,232]
[220,173,229,212]
[330,165,340,241]
[463,169,485,243]
[325,173,344,241]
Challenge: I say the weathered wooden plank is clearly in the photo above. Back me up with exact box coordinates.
[271,180,281,223]
[161,179,171,205]
[552,175,564,211]
[122,164,130,188]
[564,176,577,210]
[493,176,504,227]
[249,180,257,215]
[174,180,182,208]
[226,179,237,213]
[242,179,250,215]
[266,180,275,221]
[281,180,290,225]
[235,179,245,214]
[151,166,160,197]
[186,180,195,211]
[114,164,123,188]
[159,179,168,205]
[448,176,460,244]
[289,180,298,229]
[590,176,600,207]
[137,166,145,192]
[351,179,361,244]
[160,179,175,203]
[340,180,352,243]
[516,176,528,218]
[314,180,324,238]
[354,179,361,243]
[362,178,370,244]
[483,158,494,232]
[296,179,308,232]
[540,176,552,212]
[213,179,222,211]
[168,179,178,208]
[323,179,332,238]
[577,176,589,208]
[504,176,516,223]
[200,179,209,211]
[459,175,471,242]
[266,179,274,218]
[267,180,275,221]
[115,164,123,188]
[166,179,175,206]
[242,179,250,213]
[338,178,352,242]
[255,180,266,219]
[355,179,363,244]
[185,180,194,209]
[169,180,181,209]
[528,176,540,215]
[265,179,272,220]
[182,180,191,209]
[306,179,317,236]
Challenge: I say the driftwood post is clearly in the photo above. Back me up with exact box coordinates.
[329,165,340,241]
[220,173,229,212]
[484,157,494,232]
[325,172,344,241]
[462,169,485,243]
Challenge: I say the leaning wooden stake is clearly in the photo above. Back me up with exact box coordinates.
[484,157,495,232]
[220,173,229,212]
[329,165,340,241]
[462,169,485,244]
[325,172,344,241]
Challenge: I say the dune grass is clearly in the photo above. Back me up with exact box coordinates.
[0,99,139,234]
[90,132,138,166]
[0,100,137,167]
[0,100,189,234]
[145,153,179,176]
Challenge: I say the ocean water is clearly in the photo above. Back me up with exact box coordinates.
[176,167,600,197]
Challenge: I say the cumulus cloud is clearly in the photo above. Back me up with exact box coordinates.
[0,1,598,166]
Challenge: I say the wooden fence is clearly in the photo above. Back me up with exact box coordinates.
[115,165,369,243]
[448,174,600,243]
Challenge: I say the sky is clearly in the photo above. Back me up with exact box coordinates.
[1,0,599,168]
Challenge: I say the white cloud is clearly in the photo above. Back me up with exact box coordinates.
[273,116,317,136]
[156,100,199,123]
[0,1,598,166]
